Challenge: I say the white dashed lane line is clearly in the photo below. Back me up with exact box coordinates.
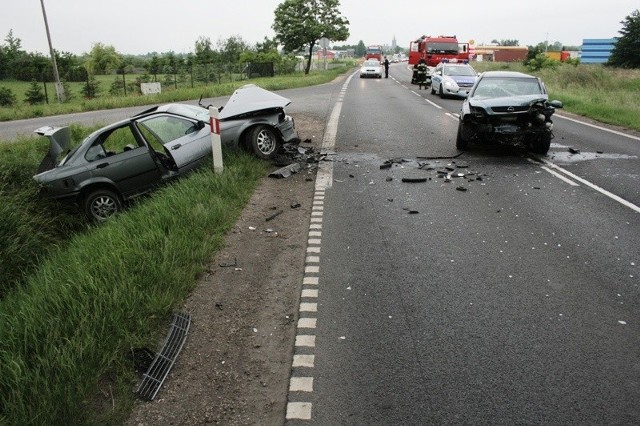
[286,73,354,422]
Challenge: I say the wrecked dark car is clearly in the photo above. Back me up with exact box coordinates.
[456,71,562,154]
[33,84,299,221]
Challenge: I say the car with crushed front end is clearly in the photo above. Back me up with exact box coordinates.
[430,61,478,98]
[456,71,562,154]
[359,59,383,78]
[33,84,299,222]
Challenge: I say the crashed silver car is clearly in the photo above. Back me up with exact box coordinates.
[456,71,562,154]
[33,84,299,221]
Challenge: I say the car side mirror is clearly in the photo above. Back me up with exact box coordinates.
[195,120,206,130]
[550,100,563,109]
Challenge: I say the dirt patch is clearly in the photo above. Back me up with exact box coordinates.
[124,113,324,425]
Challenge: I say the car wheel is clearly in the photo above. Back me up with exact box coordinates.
[456,121,468,150]
[438,84,444,98]
[84,189,122,222]
[431,84,436,95]
[530,133,551,155]
[249,125,279,160]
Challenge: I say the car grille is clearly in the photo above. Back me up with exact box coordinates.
[490,105,530,113]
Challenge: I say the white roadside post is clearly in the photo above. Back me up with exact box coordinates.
[209,106,223,174]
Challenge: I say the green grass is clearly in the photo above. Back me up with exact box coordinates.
[471,62,640,131]
[0,152,268,424]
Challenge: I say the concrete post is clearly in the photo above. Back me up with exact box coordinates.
[209,106,223,174]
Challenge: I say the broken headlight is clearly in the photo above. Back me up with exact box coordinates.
[470,106,486,118]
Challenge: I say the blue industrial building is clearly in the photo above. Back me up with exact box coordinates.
[581,39,617,64]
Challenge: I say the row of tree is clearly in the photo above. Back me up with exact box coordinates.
[0,0,358,87]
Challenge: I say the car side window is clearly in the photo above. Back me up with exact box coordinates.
[137,116,196,145]
[85,125,139,162]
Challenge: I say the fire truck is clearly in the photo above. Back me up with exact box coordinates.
[408,35,470,67]
[365,45,383,62]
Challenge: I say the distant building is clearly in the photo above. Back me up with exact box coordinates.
[474,45,529,62]
[580,39,616,64]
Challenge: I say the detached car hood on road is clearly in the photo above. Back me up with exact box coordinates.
[219,84,291,120]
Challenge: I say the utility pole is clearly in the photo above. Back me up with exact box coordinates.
[40,0,65,103]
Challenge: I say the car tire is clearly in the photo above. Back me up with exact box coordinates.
[84,189,122,222]
[456,121,468,150]
[438,84,444,98]
[431,84,436,95]
[249,125,279,160]
[530,133,551,155]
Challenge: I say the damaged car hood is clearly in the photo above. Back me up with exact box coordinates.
[219,84,291,120]
[469,95,549,112]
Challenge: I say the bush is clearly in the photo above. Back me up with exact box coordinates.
[525,53,560,71]
[0,87,17,107]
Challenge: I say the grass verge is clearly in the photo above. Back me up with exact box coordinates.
[0,153,267,424]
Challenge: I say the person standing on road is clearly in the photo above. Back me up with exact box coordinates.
[416,58,428,89]
[383,56,390,78]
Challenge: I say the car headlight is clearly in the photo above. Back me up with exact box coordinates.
[444,81,457,89]
[470,106,486,118]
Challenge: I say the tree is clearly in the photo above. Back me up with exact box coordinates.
[84,43,121,75]
[273,0,349,74]
[81,76,100,98]
[0,87,17,107]
[24,80,46,105]
[355,40,366,57]
[217,35,249,64]
[608,9,640,68]
[500,39,519,46]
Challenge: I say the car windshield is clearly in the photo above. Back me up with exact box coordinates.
[363,60,380,66]
[473,77,544,98]
[426,42,459,54]
[444,65,476,76]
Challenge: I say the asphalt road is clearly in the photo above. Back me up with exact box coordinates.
[287,63,639,425]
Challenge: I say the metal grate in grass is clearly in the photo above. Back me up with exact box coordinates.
[136,311,191,401]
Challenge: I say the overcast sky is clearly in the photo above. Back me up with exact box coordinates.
[2,0,637,55]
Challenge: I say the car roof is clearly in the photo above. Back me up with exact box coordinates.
[480,71,536,79]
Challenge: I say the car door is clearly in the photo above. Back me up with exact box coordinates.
[136,114,210,173]
[431,64,442,91]
[86,124,163,197]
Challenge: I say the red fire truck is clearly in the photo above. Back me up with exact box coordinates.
[408,35,470,67]
[365,45,383,62]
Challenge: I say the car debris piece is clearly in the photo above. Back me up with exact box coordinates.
[401,177,428,183]
[269,162,302,178]
[456,186,468,192]
[136,311,191,401]
[265,209,283,221]
[568,147,580,154]
[290,202,301,209]
[219,258,238,267]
